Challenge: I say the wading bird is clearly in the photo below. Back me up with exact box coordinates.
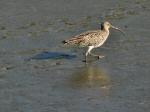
[63,21,125,62]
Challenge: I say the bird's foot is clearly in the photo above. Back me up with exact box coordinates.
[90,53,105,59]
[82,59,87,62]
[82,56,88,63]
[97,55,105,59]
[82,59,89,64]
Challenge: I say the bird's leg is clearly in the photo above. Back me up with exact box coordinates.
[89,52,105,59]
[82,51,88,62]
[83,46,94,62]
[84,54,88,63]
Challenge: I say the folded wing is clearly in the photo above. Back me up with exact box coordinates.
[62,30,100,47]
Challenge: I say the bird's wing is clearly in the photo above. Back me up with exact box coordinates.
[63,30,101,46]
[74,30,99,38]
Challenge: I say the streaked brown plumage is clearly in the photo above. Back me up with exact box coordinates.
[63,21,124,62]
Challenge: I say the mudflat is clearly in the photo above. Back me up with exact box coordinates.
[0,0,150,112]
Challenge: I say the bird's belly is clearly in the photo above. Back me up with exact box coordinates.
[97,40,107,47]
[95,35,109,48]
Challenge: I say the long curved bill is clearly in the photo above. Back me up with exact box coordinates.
[111,25,126,36]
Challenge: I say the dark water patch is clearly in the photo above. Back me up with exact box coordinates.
[0,26,6,30]
[27,51,76,61]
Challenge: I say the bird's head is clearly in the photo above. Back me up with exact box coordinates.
[101,21,125,35]
[101,21,111,30]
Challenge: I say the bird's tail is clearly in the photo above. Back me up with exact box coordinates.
[62,40,70,45]
[62,38,80,46]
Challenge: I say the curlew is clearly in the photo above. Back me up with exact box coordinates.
[63,21,125,62]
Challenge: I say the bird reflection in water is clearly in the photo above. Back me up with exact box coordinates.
[70,65,111,96]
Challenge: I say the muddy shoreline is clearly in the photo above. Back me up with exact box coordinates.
[0,0,150,112]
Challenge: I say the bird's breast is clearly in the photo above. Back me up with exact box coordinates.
[95,31,109,47]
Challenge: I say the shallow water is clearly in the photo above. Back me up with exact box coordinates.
[0,0,150,112]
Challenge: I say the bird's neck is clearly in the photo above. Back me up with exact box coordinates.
[101,25,109,32]
[101,27,109,33]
